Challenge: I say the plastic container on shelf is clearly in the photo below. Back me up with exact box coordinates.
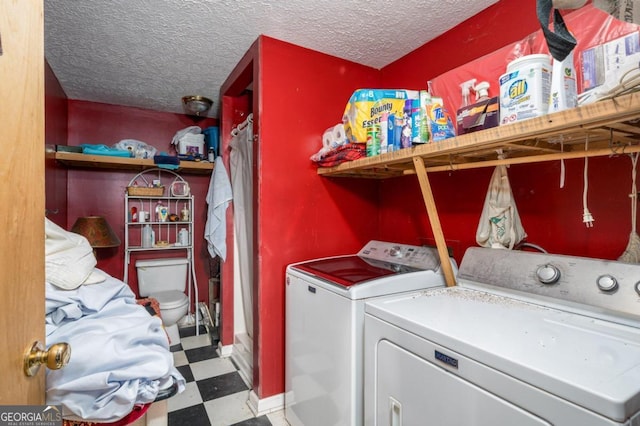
[142,224,154,248]
[499,54,552,125]
[549,51,578,113]
[178,229,189,246]
[203,126,219,157]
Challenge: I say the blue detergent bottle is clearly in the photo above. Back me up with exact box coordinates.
[203,126,219,157]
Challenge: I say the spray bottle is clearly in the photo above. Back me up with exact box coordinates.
[473,81,491,102]
[459,79,477,107]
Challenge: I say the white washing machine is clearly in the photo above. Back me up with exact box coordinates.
[285,240,454,426]
[364,247,640,426]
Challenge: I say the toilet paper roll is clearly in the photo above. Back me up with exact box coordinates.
[331,123,346,146]
[322,123,347,150]
[322,129,334,150]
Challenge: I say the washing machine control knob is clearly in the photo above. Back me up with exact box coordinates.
[597,275,618,292]
[389,246,403,258]
[536,264,561,285]
[635,281,640,296]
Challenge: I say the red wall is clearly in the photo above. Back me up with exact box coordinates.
[48,0,633,403]
[247,0,636,401]
[218,39,256,355]
[221,36,382,398]
[377,0,632,264]
[44,60,68,228]
[381,0,544,87]
[66,100,218,301]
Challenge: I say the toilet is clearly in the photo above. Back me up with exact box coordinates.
[136,258,190,345]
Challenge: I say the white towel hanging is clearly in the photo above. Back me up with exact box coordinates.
[205,157,233,260]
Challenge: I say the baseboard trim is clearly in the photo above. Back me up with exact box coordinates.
[247,390,284,417]
[217,342,233,357]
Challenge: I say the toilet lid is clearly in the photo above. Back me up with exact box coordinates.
[152,290,188,309]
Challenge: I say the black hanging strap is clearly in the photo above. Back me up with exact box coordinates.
[537,0,577,61]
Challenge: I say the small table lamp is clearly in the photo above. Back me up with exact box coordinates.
[70,216,121,249]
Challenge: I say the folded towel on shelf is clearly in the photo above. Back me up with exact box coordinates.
[312,143,367,167]
[153,153,180,170]
[81,144,132,157]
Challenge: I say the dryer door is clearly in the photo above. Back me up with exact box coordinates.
[374,340,551,426]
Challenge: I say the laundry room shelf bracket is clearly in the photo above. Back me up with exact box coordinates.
[413,157,457,287]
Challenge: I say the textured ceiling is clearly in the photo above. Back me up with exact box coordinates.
[44,0,498,118]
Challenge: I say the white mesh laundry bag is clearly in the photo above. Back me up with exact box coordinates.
[476,165,527,249]
[618,153,640,263]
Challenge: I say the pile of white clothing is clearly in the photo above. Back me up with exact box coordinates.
[44,218,185,422]
[45,273,186,422]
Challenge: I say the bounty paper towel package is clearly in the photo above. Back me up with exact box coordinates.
[343,89,419,143]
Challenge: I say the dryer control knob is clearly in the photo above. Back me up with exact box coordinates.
[389,246,403,258]
[597,275,618,292]
[536,264,561,284]
[635,281,640,296]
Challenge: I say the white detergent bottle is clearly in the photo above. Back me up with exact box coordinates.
[142,224,153,248]
[549,51,577,113]
[178,228,189,246]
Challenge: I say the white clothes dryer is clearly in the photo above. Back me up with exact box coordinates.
[364,247,640,426]
[285,240,454,426]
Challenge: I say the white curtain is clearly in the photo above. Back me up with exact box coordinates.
[229,115,254,338]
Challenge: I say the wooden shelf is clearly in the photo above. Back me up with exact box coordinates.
[317,91,640,178]
[317,91,640,288]
[54,151,214,175]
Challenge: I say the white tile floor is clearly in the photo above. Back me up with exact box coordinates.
[168,328,289,426]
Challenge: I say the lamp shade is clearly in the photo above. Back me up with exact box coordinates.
[70,216,121,248]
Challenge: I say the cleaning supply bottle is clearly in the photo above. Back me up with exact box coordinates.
[181,203,190,221]
[178,228,189,246]
[473,81,491,102]
[459,79,477,107]
[156,201,168,222]
[142,224,153,248]
[548,51,577,113]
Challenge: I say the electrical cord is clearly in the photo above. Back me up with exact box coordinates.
[599,65,640,100]
[583,135,595,227]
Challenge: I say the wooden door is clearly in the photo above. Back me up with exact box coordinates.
[0,0,46,404]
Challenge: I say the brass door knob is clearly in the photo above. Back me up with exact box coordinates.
[24,341,71,377]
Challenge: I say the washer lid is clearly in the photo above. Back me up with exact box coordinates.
[365,287,640,423]
[152,290,188,309]
[290,240,442,289]
[291,255,398,288]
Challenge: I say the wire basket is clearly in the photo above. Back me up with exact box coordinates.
[126,186,164,196]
